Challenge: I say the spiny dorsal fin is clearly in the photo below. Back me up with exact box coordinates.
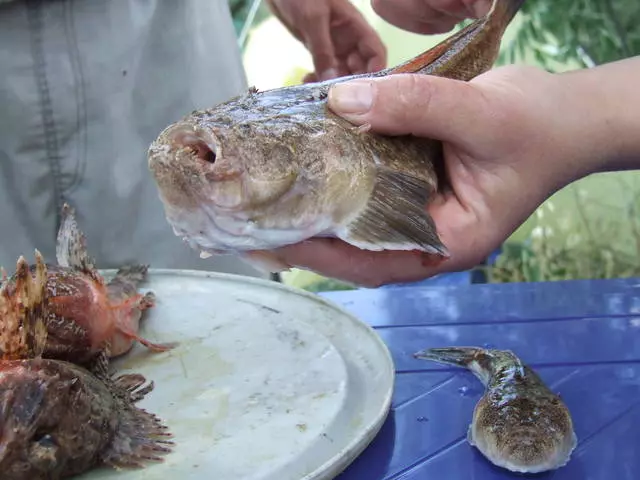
[0,250,49,360]
[339,168,448,256]
[56,203,100,280]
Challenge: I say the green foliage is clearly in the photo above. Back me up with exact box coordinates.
[502,0,640,70]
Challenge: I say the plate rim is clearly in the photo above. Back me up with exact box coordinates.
[102,268,395,480]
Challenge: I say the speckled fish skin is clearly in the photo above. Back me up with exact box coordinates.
[0,203,175,366]
[147,0,525,272]
[0,358,173,480]
[413,346,577,474]
[0,253,173,480]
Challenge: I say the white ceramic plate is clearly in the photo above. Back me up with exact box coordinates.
[80,269,394,480]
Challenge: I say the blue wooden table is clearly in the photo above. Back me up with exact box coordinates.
[319,278,640,480]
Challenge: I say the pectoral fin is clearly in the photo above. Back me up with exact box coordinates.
[339,169,448,256]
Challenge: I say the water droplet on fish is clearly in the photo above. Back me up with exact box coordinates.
[458,386,470,396]
[417,416,429,423]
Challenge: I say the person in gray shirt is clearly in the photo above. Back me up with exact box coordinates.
[0,0,385,274]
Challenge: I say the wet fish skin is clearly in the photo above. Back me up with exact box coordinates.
[0,358,173,480]
[413,346,577,474]
[147,0,525,272]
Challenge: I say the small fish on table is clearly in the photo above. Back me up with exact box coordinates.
[0,204,178,479]
[414,346,577,474]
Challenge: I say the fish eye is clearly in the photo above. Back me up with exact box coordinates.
[33,432,56,448]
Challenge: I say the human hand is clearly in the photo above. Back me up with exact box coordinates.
[266,0,387,82]
[371,0,492,34]
[272,64,618,287]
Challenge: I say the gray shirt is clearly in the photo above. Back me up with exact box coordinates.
[0,0,265,277]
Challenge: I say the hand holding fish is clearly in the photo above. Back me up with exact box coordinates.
[372,0,492,34]
[266,0,387,81]
[274,57,640,286]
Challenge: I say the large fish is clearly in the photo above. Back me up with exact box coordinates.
[0,253,173,480]
[414,346,577,474]
[147,0,526,272]
[1,203,175,366]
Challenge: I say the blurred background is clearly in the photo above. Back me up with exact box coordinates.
[229,0,640,292]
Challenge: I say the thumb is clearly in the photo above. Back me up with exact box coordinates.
[327,74,491,146]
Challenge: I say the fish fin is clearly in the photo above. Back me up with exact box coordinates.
[115,318,177,353]
[240,251,292,273]
[86,347,112,381]
[339,168,448,255]
[107,264,150,294]
[467,424,476,446]
[388,0,525,80]
[389,20,482,76]
[139,292,156,310]
[56,203,101,281]
[102,375,174,469]
[0,250,49,360]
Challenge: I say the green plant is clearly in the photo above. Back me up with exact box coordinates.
[502,0,640,70]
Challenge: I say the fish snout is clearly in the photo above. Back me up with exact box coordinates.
[148,123,246,210]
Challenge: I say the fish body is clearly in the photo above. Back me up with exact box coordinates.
[414,346,577,473]
[147,0,525,272]
[0,203,175,365]
[0,253,173,479]
[0,358,172,480]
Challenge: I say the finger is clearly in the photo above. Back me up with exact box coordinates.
[300,8,338,81]
[371,0,458,34]
[303,72,318,83]
[357,35,388,73]
[429,0,480,18]
[326,73,492,147]
[463,0,493,17]
[274,239,447,288]
[346,51,366,74]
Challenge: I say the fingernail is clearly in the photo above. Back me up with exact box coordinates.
[318,68,338,81]
[328,80,374,115]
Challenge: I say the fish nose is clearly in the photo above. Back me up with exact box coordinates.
[165,123,218,166]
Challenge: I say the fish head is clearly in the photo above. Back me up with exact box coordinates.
[0,360,75,475]
[148,112,317,254]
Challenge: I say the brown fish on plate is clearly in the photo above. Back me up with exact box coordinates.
[0,203,176,366]
[147,0,526,272]
[414,346,577,474]
[0,253,173,480]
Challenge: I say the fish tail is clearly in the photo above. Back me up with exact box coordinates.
[486,0,527,29]
[388,0,526,79]
[413,346,485,367]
